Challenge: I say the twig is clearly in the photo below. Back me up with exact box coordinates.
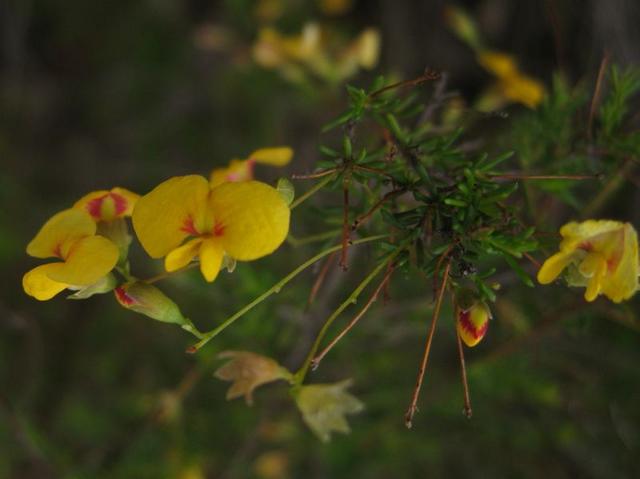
[455,307,473,418]
[339,176,351,271]
[311,263,395,369]
[405,259,451,428]
[588,51,611,141]
[307,251,337,308]
[489,173,601,181]
[187,234,389,353]
[352,189,405,231]
[369,68,441,98]
[290,173,337,210]
[292,169,337,180]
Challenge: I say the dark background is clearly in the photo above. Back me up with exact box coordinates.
[1,1,639,478]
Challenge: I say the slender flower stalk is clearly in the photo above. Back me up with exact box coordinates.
[187,234,389,353]
[294,246,406,385]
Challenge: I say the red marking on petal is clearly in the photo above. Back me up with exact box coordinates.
[86,195,106,219]
[213,223,225,237]
[115,286,135,306]
[578,241,593,252]
[180,216,199,235]
[110,192,127,216]
[459,310,488,340]
[53,243,63,259]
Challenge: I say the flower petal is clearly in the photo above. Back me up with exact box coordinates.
[23,264,69,301]
[478,51,517,78]
[210,160,252,188]
[46,236,119,286]
[580,253,606,301]
[537,251,574,284]
[199,238,224,282]
[248,147,293,167]
[209,181,290,261]
[27,209,96,259]
[165,238,203,272]
[602,223,639,303]
[133,175,210,258]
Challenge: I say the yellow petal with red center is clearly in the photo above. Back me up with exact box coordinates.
[602,223,639,303]
[248,147,293,167]
[74,187,140,222]
[209,181,290,261]
[209,160,252,188]
[111,188,140,216]
[133,175,210,258]
[537,251,575,284]
[23,263,69,301]
[27,209,96,259]
[199,238,224,282]
[45,236,119,286]
[165,238,203,272]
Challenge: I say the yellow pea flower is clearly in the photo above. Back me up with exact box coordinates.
[73,187,140,222]
[537,220,639,303]
[457,301,491,347]
[477,50,545,109]
[23,209,119,301]
[132,176,290,283]
[210,147,293,188]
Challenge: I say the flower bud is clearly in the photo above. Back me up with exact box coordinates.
[457,301,491,347]
[114,281,190,327]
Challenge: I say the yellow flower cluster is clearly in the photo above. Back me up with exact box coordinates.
[24,148,293,300]
[253,22,380,84]
[445,6,545,109]
[538,220,639,303]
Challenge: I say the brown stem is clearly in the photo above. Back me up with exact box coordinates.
[292,169,337,180]
[455,307,473,419]
[353,164,396,178]
[307,251,337,308]
[369,68,441,98]
[523,252,541,268]
[311,263,395,369]
[352,189,405,231]
[405,259,451,428]
[489,173,601,181]
[588,51,611,141]
[339,181,350,271]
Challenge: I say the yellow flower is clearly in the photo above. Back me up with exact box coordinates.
[73,187,140,222]
[23,209,119,301]
[209,147,293,188]
[252,23,380,84]
[537,220,639,303]
[477,50,545,109]
[457,301,491,347]
[132,176,290,283]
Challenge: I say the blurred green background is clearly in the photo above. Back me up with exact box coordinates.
[2,1,640,478]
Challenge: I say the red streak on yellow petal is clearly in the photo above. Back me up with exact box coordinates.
[86,192,128,220]
[180,216,199,236]
[459,309,488,340]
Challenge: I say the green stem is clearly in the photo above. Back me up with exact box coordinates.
[293,245,406,385]
[287,229,342,247]
[186,234,389,353]
[290,173,337,210]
